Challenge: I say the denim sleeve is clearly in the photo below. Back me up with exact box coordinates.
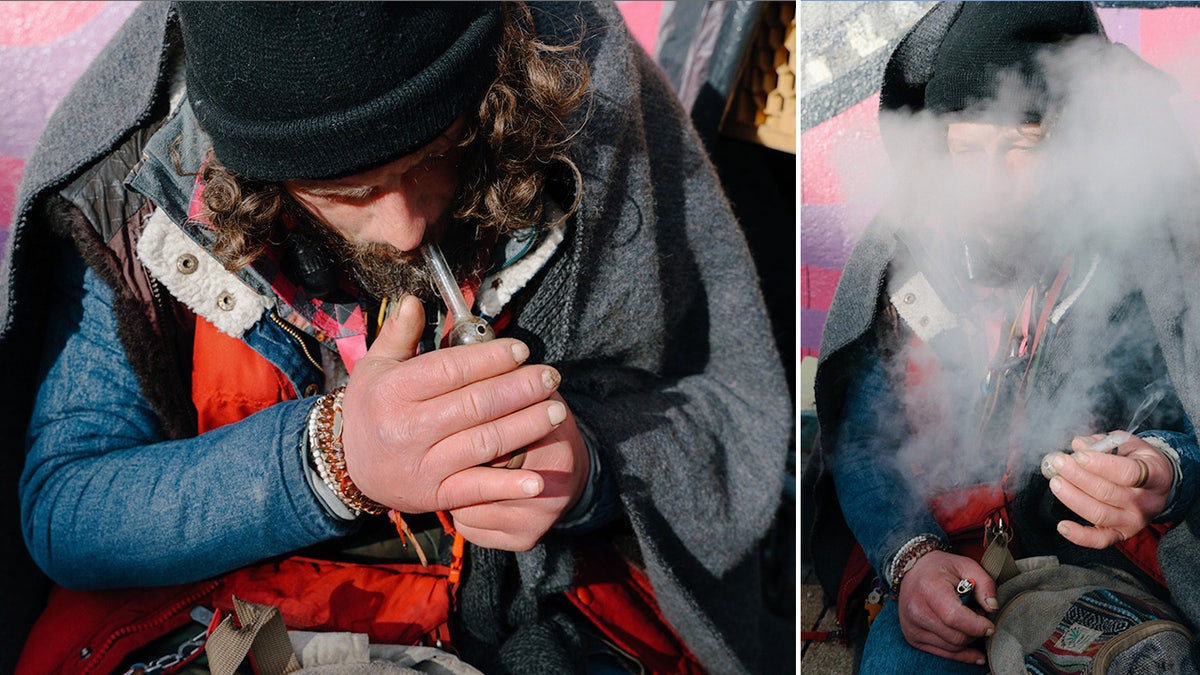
[829,340,946,580]
[1143,421,1200,523]
[20,245,359,590]
[553,417,622,533]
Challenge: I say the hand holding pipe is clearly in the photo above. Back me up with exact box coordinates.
[1041,384,1167,479]
[420,243,524,469]
[422,243,495,346]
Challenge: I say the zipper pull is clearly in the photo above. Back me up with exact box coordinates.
[985,513,1010,548]
[190,605,215,628]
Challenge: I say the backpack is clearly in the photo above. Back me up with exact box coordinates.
[987,557,1194,674]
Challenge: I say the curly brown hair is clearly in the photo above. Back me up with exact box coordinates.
[195,1,590,275]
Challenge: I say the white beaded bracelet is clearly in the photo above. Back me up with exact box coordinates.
[887,533,947,598]
[307,386,386,517]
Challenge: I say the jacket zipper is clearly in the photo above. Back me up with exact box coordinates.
[147,277,166,321]
[80,580,221,675]
[269,311,323,373]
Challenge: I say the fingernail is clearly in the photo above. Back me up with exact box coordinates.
[985,597,999,611]
[1074,451,1090,466]
[976,658,986,666]
[511,341,529,363]
[1057,521,1072,537]
[548,401,566,426]
[1051,453,1066,470]
[1049,477,1062,492]
[985,628,994,637]
[521,477,542,496]
[1041,454,1059,479]
[385,294,409,320]
[542,368,561,390]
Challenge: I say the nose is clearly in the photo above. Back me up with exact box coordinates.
[963,152,1021,200]
[363,184,428,252]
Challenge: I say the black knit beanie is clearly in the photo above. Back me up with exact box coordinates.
[924,2,1103,119]
[176,1,503,181]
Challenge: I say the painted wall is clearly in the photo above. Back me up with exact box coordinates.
[0,1,665,248]
[800,2,1200,411]
[0,2,141,246]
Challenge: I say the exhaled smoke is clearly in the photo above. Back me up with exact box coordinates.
[845,34,1200,501]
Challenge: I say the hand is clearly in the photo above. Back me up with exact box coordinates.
[1047,432,1173,548]
[340,294,564,515]
[450,391,591,550]
[897,551,998,666]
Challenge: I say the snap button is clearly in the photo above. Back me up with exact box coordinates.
[919,316,930,327]
[217,292,237,311]
[903,292,916,305]
[176,254,199,275]
[304,383,320,397]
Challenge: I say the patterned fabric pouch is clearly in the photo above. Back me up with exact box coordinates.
[986,557,1193,674]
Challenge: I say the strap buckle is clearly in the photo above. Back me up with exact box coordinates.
[985,512,1010,548]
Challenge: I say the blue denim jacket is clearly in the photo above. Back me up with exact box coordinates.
[832,337,1200,583]
[21,241,353,589]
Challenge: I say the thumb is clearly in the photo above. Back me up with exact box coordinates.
[370,294,425,362]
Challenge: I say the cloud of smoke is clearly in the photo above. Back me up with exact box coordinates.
[857,34,1200,502]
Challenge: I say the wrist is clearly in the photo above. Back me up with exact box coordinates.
[555,423,600,531]
[887,533,947,598]
[308,386,387,517]
[302,423,359,522]
[1142,432,1185,520]
[554,417,622,533]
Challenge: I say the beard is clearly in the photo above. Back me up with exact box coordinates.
[954,196,1061,286]
[342,240,435,302]
[287,208,485,302]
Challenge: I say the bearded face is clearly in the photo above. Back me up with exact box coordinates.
[286,206,484,303]
[941,120,1059,284]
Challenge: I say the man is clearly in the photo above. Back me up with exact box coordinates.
[1,2,790,673]
[808,2,1200,672]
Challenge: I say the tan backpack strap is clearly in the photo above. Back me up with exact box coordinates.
[980,528,1019,585]
[206,596,301,675]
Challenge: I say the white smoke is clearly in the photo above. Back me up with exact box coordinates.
[850,34,1200,501]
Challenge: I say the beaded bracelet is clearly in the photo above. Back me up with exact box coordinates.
[887,533,947,598]
[308,386,387,517]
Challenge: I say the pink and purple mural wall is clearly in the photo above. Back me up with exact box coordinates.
[801,3,1200,412]
[0,2,141,245]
